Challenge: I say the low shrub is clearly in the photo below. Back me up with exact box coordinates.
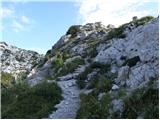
[1,72,15,88]
[66,25,81,38]
[1,82,62,119]
[87,75,99,89]
[77,62,111,89]
[37,58,48,68]
[76,93,101,119]
[107,26,126,40]
[134,16,154,26]
[117,88,126,98]
[95,75,113,93]
[76,92,112,119]
[122,56,140,67]
[76,66,93,89]
[16,72,28,85]
[56,57,85,77]
[86,40,100,58]
[51,53,64,72]
[45,49,52,60]
[122,85,158,119]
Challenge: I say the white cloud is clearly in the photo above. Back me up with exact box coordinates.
[0,7,14,18]
[76,0,158,27]
[11,21,24,32]
[1,4,34,33]
[21,15,30,24]
[11,16,32,32]
[2,0,76,2]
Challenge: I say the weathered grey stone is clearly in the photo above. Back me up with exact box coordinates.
[115,66,129,86]
[98,92,106,101]
[112,84,119,90]
[111,99,124,114]
[0,42,43,80]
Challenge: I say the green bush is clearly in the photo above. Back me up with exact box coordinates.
[95,75,113,93]
[86,46,98,58]
[1,72,14,88]
[66,25,80,38]
[1,82,62,119]
[122,86,158,119]
[15,72,28,86]
[76,93,112,119]
[45,49,52,60]
[107,26,126,40]
[86,40,100,58]
[87,75,99,89]
[117,88,126,98]
[77,66,93,89]
[52,53,64,72]
[56,57,85,77]
[134,16,154,26]
[122,56,140,67]
[77,62,111,89]
[37,58,48,68]
[76,93,101,119]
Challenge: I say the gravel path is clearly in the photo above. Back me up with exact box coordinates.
[49,79,81,119]
[48,65,88,119]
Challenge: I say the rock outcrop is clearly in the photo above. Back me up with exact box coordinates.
[0,42,43,80]
[2,16,158,119]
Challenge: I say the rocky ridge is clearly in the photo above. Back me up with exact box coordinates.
[19,16,159,118]
[0,42,43,82]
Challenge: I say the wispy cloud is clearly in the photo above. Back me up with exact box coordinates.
[0,7,15,19]
[2,0,75,2]
[76,0,158,26]
[11,15,32,32]
[11,21,24,32]
[1,3,34,33]
[21,15,30,24]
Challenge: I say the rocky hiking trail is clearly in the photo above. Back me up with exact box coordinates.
[48,65,88,119]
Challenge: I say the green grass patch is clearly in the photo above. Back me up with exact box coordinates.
[76,65,93,89]
[122,83,158,119]
[56,57,85,77]
[95,75,113,93]
[107,25,126,40]
[76,93,101,119]
[1,72,15,88]
[76,92,112,119]
[134,16,154,26]
[86,40,100,58]
[77,62,111,89]
[51,54,64,72]
[1,82,62,119]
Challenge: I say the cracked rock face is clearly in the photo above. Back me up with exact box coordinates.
[95,18,159,89]
[3,17,158,119]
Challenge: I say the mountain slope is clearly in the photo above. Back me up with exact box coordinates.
[1,16,158,119]
[1,43,62,119]
[27,16,158,119]
[0,42,43,87]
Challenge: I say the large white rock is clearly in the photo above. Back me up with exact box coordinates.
[95,18,159,89]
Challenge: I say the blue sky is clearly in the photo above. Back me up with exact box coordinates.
[1,0,158,54]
